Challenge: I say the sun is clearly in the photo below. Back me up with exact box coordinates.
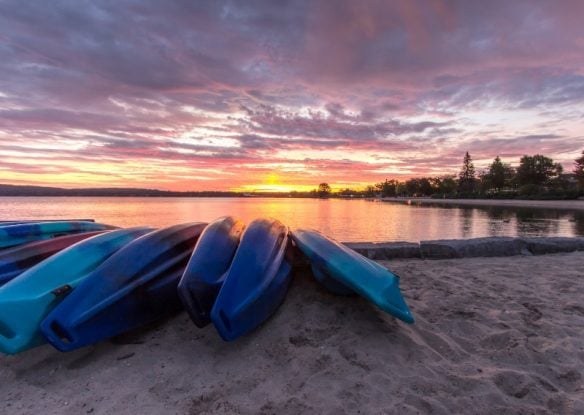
[232,172,315,193]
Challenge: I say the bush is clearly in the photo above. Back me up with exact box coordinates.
[518,184,541,197]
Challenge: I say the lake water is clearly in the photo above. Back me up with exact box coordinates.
[0,197,582,242]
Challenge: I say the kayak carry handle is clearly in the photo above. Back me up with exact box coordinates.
[42,318,74,348]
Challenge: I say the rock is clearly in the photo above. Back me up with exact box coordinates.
[344,242,421,260]
[521,237,584,255]
[420,237,529,259]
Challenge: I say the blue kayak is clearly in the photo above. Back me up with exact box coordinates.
[0,231,106,287]
[291,229,414,324]
[178,217,245,328]
[0,228,152,355]
[0,221,113,249]
[211,218,292,341]
[41,222,207,351]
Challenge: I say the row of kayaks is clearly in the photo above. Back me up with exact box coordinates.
[0,218,414,355]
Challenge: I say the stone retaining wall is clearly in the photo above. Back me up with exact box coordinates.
[344,237,584,260]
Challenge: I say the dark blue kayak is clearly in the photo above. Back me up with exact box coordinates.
[0,231,106,287]
[291,229,414,324]
[40,222,207,351]
[177,217,245,328]
[211,218,292,341]
[0,221,113,249]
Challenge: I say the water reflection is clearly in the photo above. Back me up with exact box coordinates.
[572,211,584,236]
[0,197,582,242]
[406,201,582,240]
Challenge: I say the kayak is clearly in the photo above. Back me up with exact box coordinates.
[291,229,414,324]
[41,222,207,352]
[0,231,106,287]
[0,219,95,226]
[178,217,245,328]
[211,218,292,341]
[0,221,113,249]
[0,227,153,354]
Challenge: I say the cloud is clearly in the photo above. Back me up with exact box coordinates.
[0,0,583,189]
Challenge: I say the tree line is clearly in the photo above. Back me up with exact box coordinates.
[316,149,584,200]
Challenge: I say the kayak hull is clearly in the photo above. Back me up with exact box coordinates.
[0,227,153,354]
[291,229,414,324]
[177,217,245,328]
[211,218,292,341]
[41,223,207,351]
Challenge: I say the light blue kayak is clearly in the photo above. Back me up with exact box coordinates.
[0,221,112,249]
[0,227,153,354]
[291,229,414,324]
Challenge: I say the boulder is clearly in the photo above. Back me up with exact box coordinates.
[344,242,421,260]
[420,237,529,259]
[521,237,584,255]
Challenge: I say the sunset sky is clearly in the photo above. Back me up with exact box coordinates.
[1,1,583,192]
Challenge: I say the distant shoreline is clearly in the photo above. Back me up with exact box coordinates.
[381,197,584,211]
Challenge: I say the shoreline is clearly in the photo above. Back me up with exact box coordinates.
[381,197,584,211]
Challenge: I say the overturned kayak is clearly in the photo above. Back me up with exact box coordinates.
[211,218,292,341]
[0,219,95,226]
[291,229,414,324]
[178,217,245,328]
[0,231,106,287]
[0,227,152,354]
[41,222,207,352]
[0,221,113,249]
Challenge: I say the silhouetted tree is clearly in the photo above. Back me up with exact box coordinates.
[337,188,357,197]
[404,178,420,196]
[438,175,458,194]
[458,151,476,193]
[418,178,434,196]
[317,183,331,197]
[484,156,515,191]
[364,185,377,197]
[575,150,584,190]
[516,155,562,186]
[375,179,399,197]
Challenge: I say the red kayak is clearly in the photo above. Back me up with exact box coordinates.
[0,231,107,286]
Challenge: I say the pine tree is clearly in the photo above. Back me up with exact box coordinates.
[458,151,476,194]
[486,156,514,191]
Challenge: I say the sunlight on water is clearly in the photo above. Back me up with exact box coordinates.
[0,197,582,242]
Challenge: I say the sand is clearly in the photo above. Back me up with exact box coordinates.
[1,252,583,414]
[382,198,584,211]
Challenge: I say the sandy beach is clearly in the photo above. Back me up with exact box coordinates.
[383,198,584,211]
[1,252,583,414]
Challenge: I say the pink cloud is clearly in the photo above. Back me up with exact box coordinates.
[0,0,583,190]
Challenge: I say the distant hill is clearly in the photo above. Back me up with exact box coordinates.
[0,184,242,197]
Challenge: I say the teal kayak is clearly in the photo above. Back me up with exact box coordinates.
[0,221,113,249]
[0,227,153,354]
[291,229,414,324]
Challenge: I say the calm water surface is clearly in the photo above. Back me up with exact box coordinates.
[0,197,582,242]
